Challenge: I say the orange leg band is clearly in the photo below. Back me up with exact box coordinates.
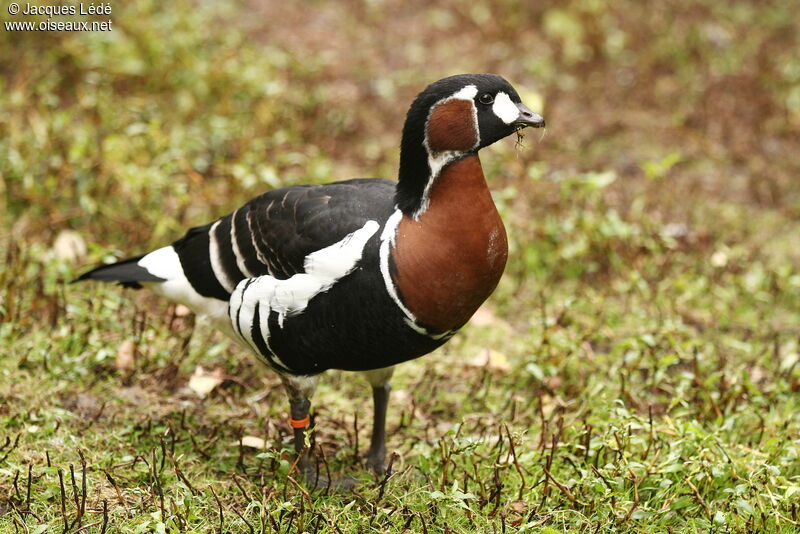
[289,416,310,429]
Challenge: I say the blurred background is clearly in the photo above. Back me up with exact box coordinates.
[3,0,800,346]
[2,0,800,529]
[2,0,798,253]
[3,0,800,419]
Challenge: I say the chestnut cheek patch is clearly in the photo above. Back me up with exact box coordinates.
[426,99,479,154]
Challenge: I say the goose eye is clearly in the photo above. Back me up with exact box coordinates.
[478,93,494,105]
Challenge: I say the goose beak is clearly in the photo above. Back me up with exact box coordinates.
[513,103,545,129]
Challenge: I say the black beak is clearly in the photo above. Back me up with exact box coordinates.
[513,103,545,129]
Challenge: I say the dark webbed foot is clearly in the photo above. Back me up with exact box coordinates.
[294,453,356,491]
[365,447,387,475]
[304,468,357,492]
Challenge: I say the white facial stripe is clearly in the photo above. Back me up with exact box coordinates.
[492,92,519,124]
[452,84,478,100]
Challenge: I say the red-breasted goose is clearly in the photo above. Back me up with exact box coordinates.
[76,73,545,482]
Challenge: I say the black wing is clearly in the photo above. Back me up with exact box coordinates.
[172,178,397,300]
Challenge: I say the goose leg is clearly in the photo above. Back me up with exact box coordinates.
[362,366,395,474]
[281,374,320,481]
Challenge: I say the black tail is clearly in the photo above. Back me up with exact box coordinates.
[73,255,166,289]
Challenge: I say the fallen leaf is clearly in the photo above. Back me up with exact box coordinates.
[188,366,225,397]
[544,376,563,390]
[470,305,499,327]
[436,421,454,434]
[239,436,267,449]
[710,250,728,267]
[509,499,526,513]
[391,389,410,404]
[749,366,766,384]
[53,230,87,262]
[174,304,192,317]
[116,340,136,371]
[467,349,512,373]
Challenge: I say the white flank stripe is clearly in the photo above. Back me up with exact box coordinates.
[229,280,290,371]
[228,279,245,331]
[208,220,237,292]
[492,92,520,124]
[230,209,256,278]
[229,220,380,369]
[235,283,261,352]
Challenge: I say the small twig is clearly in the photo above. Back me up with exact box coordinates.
[418,512,429,534]
[100,500,109,534]
[103,470,130,517]
[58,469,68,534]
[12,469,21,501]
[9,501,33,534]
[78,451,87,525]
[11,513,29,534]
[616,469,640,525]
[186,430,211,460]
[0,433,21,462]
[25,465,33,512]
[173,463,199,496]
[151,449,165,517]
[685,477,711,519]
[353,411,359,466]
[209,485,224,534]
[72,520,103,534]
[159,436,167,473]
[375,452,399,503]
[69,463,82,529]
[504,424,526,500]
[229,500,255,534]
[236,428,246,473]
[286,444,308,478]
[591,465,614,492]
[286,475,312,503]
[542,465,585,506]
[318,446,332,496]
[232,474,253,502]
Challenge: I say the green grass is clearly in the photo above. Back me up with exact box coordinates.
[2,0,800,532]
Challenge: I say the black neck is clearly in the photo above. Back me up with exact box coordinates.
[395,83,438,217]
[394,114,431,215]
[395,143,476,216]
